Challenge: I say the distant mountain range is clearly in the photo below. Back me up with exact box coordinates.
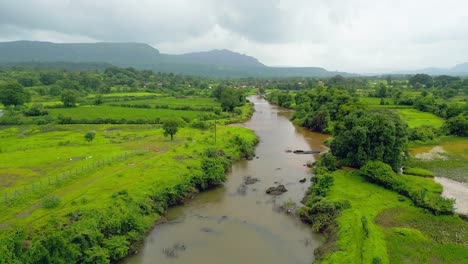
[0,41,348,78]
[391,62,468,76]
[1,41,466,77]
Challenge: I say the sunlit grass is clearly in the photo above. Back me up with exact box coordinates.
[396,109,445,128]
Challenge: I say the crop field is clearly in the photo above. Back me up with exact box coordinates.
[360,97,410,109]
[46,105,204,121]
[322,170,468,264]
[0,123,256,228]
[86,92,159,98]
[408,136,468,182]
[396,109,445,128]
[108,96,222,110]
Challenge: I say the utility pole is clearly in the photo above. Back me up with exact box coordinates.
[214,119,217,144]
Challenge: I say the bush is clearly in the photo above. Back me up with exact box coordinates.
[403,167,434,177]
[190,119,208,129]
[360,161,454,215]
[359,161,401,190]
[408,126,436,142]
[315,153,337,171]
[444,115,468,136]
[310,173,334,197]
[42,195,61,209]
[230,135,255,159]
[24,103,49,116]
[361,216,369,237]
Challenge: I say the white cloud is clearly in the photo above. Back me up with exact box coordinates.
[1,0,468,72]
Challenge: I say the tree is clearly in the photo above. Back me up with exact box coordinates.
[94,94,103,105]
[61,90,78,107]
[220,88,240,112]
[18,76,37,87]
[84,131,96,142]
[39,72,59,85]
[0,82,31,106]
[330,110,408,172]
[444,115,468,136]
[162,119,179,141]
[376,83,388,98]
[409,74,433,88]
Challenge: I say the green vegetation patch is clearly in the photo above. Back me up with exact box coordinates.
[318,170,467,264]
[375,207,468,263]
[403,167,435,177]
[409,137,468,182]
[0,123,258,263]
[396,109,444,128]
[48,105,203,121]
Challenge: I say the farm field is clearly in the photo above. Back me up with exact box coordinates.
[47,105,204,121]
[107,96,220,107]
[396,108,445,128]
[0,122,257,250]
[408,136,468,182]
[320,170,468,264]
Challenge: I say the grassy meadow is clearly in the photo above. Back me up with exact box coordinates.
[0,75,259,262]
[319,170,468,264]
[396,109,445,128]
[48,105,203,121]
[360,96,445,128]
[0,123,256,228]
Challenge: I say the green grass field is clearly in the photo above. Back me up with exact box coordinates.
[396,109,445,128]
[321,170,468,264]
[86,92,159,98]
[0,123,256,229]
[108,96,220,107]
[47,105,204,121]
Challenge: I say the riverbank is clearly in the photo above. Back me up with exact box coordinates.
[122,95,326,264]
[0,122,258,263]
[263,92,468,263]
[304,169,468,263]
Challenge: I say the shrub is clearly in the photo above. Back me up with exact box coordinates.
[361,216,369,237]
[403,167,434,177]
[315,153,337,171]
[190,119,208,129]
[310,174,334,197]
[24,103,49,116]
[444,115,468,136]
[408,126,436,142]
[359,161,401,190]
[360,161,454,215]
[42,195,61,209]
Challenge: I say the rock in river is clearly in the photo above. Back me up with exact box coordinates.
[244,176,260,185]
[293,150,321,154]
[266,185,288,195]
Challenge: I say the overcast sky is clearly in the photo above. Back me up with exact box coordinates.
[1,0,467,72]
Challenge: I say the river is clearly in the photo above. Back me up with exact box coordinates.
[123,95,329,264]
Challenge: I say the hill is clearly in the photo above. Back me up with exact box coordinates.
[175,49,265,67]
[0,40,347,77]
[392,62,468,76]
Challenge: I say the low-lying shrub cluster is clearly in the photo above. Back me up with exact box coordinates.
[403,167,435,177]
[299,155,344,232]
[359,161,453,215]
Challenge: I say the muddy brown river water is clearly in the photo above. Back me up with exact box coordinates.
[123,95,328,264]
